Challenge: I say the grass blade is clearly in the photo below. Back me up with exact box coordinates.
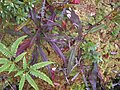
[0,43,12,58]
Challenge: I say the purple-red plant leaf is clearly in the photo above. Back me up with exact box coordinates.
[22,26,32,36]
[77,48,82,61]
[29,8,38,26]
[38,46,48,62]
[5,29,23,36]
[46,1,55,15]
[49,40,66,67]
[89,62,98,90]
[66,9,82,40]
[30,46,38,65]
[29,34,37,48]
[66,9,80,26]
[38,46,51,76]
[67,47,76,76]
[43,33,67,67]
[16,39,31,56]
[49,11,56,21]
[43,20,63,31]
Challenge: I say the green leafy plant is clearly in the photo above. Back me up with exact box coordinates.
[0,35,54,90]
[16,56,54,90]
[81,41,103,63]
[0,0,36,24]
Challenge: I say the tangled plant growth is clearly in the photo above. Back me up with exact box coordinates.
[0,0,120,90]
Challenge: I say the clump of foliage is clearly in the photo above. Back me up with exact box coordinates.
[0,0,36,24]
[0,0,120,90]
[0,35,54,90]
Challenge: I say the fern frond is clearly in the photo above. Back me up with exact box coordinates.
[0,64,11,73]
[0,58,10,64]
[26,73,39,90]
[11,35,27,56]
[9,63,15,73]
[19,74,26,90]
[23,56,27,69]
[15,52,27,63]
[0,43,12,58]
[30,61,54,69]
[30,69,54,86]
[14,70,24,77]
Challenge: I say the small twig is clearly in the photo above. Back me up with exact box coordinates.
[112,80,120,89]
[63,68,70,84]
[81,69,90,90]
[71,63,78,72]
[71,72,80,82]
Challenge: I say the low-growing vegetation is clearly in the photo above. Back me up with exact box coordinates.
[0,0,120,90]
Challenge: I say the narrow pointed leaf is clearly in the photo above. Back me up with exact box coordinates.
[29,8,38,26]
[26,73,39,90]
[15,19,31,31]
[89,63,98,90]
[31,61,54,69]
[67,9,80,25]
[11,35,27,56]
[14,70,24,77]
[49,41,66,66]
[4,29,23,36]
[30,69,54,86]
[38,46,51,76]
[88,24,106,33]
[66,9,82,39]
[15,52,27,63]
[9,63,15,73]
[0,64,11,73]
[30,46,38,65]
[23,57,27,70]
[0,43,12,58]
[43,21,63,31]
[67,47,76,76]
[22,26,32,36]
[16,39,30,56]
[0,58,10,64]
[19,74,26,90]
[38,46,48,62]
